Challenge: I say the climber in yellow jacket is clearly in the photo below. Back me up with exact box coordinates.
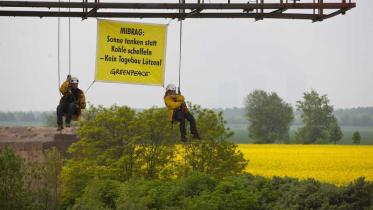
[57,75,86,131]
[164,84,200,142]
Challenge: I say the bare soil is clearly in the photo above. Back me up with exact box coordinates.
[0,126,77,143]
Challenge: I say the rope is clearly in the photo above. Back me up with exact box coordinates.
[85,80,96,93]
[177,0,184,93]
[57,0,61,96]
[178,19,183,93]
[167,18,175,25]
[68,0,71,75]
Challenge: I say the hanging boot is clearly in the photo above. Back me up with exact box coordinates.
[56,125,63,131]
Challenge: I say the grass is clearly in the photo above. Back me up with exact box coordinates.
[238,144,373,185]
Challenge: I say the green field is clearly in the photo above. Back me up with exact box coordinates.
[228,124,373,145]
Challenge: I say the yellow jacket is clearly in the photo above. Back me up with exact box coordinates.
[59,81,86,109]
[164,94,185,121]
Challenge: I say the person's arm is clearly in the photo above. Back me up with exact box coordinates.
[175,94,185,102]
[59,81,69,95]
[164,96,183,109]
[60,75,71,95]
[80,91,86,109]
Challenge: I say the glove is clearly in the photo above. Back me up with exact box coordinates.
[180,102,188,113]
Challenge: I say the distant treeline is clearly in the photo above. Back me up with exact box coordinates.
[219,107,373,127]
[1,107,373,127]
[0,111,52,124]
[334,107,373,126]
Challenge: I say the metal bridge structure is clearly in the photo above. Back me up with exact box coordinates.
[0,0,356,21]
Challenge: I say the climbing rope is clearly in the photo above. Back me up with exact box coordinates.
[68,0,71,75]
[178,19,183,93]
[178,2,187,199]
[177,0,184,93]
[57,0,61,96]
[85,80,95,93]
[57,1,73,94]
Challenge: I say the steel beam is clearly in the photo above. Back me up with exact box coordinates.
[0,1,356,10]
[0,11,325,20]
[0,1,356,20]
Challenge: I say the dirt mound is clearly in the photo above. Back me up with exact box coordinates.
[0,126,77,143]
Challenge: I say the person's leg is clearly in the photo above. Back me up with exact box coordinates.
[57,103,67,130]
[174,109,187,142]
[184,112,200,139]
[65,103,75,127]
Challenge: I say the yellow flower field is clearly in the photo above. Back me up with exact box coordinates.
[238,144,373,185]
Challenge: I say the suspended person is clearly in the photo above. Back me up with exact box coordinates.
[164,84,201,142]
[56,75,86,131]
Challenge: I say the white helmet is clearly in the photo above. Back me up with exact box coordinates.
[70,77,79,84]
[166,83,176,91]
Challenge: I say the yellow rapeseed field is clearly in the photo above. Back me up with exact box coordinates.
[238,144,373,185]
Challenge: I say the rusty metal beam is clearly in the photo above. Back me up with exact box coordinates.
[0,11,326,20]
[0,1,356,20]
[0,1,356,10]
[319,8,348,21]
[82,0,99,20]
[184,8,203,19]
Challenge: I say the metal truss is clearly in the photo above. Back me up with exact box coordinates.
[0,0,356,21]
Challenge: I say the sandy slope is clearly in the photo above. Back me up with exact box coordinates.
[0,126,77,142]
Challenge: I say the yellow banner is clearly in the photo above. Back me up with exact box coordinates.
[95,19,167,86]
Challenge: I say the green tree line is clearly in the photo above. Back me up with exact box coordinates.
[2,107,373,127]
[60,105,247,209]
[244,89,366,144]
[1,104,372,209]
[0,111,52,123]
[221,107,373,127]
[0,146,63,210]
[1,146,373,210]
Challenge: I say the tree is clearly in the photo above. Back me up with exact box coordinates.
[0,146,26,210]
[43,147,64,210]
[296,90,339,144]
[0,146,45,210]
[61,106,179,207]
[328,117,343,144]
[71,179,121,210]
[61,105,140,208]
[60,105,248,209]
[352,131,361,144]
[180,105,248,179]
[128,108,179,179]
[245,90,294,143]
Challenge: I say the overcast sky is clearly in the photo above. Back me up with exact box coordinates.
[0,0,370,111]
